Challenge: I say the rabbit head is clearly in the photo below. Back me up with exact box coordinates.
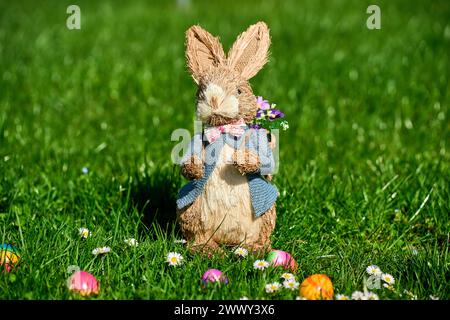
[186,22,271,126]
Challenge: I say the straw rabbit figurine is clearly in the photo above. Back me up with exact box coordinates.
[176,22,278,255]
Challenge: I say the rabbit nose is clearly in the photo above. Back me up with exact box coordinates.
[210,96,219,110]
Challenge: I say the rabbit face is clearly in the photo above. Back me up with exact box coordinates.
[186,22,270,127]
[196,68,257,126]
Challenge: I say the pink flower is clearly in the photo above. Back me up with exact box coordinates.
[256,96,270,110]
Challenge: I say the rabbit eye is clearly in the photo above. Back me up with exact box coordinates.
[237,88,242,95]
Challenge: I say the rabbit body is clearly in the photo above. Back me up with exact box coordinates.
[200,144,261,245]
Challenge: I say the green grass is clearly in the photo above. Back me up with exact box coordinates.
[0,0,449,300]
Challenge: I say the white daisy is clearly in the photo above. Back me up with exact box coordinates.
[381,273,395,285]
[265,282,281,293]
[253,260,269,270]
[92,246,111,255]
[283,280,299,290]
[383,283,395,291]
[366,265,382,277]
[281,121,289,131]
[403,290,417,300]
[124,238,138,247]
[351,291,367,300]
[281,273,295,281]
[239,296,249,300]
[408,246,419,255]
[78,227,91,239]
[366,292,379,300]
[335,294,350,300]
[233,247,248,258]
[174,239,187,244]
[166,252,184,266]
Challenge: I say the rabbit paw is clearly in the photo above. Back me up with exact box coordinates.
[181,156,204,180]
[232,149,260,175]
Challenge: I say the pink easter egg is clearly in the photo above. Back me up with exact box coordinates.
[266,250,298,272]
[201,269,229,286]
[68,271,99,296]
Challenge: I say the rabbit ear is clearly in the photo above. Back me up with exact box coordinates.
[227,22,271,80]
[186,25,226,83]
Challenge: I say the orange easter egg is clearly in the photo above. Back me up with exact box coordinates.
[299,274,334,300]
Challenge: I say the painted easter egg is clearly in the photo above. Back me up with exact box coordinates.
[68,271,99,296]
[201,269,229,286]
[0,244,20,272]
[299,274,334,300]
[266,250,298,272]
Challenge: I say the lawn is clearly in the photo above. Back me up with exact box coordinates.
[0,0,449,300]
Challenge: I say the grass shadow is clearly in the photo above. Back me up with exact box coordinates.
[129,164,183,239]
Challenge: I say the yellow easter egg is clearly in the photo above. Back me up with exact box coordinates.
[299,274,334,300]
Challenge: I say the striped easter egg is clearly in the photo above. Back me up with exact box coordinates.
[266,250,298,272]
[0,244,20,272]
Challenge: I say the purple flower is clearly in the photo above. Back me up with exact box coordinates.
[256,96,270,110]
[268,109,284,121]
[249,124,261,129]
[256,109,265,119]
